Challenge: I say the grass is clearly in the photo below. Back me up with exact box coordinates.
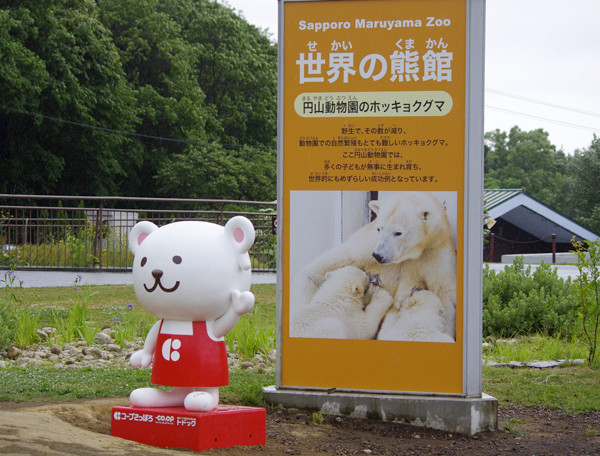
[11,282,275,333]
[0,367,152,401]
[0,282,277,406]
[226,296,276,358]
[1,282,599,413]
[13,284,139,311]
[1,362,595,412]
[483,336,599,413]
[483,335,590,364]
[483,365,600,413]
[0,366,275,407]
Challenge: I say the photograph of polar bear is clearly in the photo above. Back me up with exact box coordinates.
[289,191,457,342]
[291,265,393,339]
[377,288,455,343]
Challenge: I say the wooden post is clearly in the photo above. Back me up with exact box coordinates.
[489,233,495,263]
[552,233,556,263]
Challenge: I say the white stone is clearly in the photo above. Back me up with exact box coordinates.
[7,346,22,359]
[94,332,113,345]
[106,344,121,353]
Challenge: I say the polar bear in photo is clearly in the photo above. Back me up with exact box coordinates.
[291,192,456,340]
[290,266,393,340]
[377,288,454,342]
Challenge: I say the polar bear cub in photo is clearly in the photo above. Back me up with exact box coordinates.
[377,288,454,343]
[291,266,393,340]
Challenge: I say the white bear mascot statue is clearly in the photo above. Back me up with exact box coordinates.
[127,216,255,412]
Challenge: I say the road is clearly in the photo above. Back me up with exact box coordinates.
[1,269,276,288]
[1,263,579,289]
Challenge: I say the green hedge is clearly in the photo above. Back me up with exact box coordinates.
[483,257,577,338]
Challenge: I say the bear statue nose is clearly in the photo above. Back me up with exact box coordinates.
[151,269,163,279]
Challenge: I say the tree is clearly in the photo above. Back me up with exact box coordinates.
[161,0,277,148]
[1,0,278,201]
[97,0,212,197]
[0,0,138,195]
[97,0,278,200]
[568,135,600,234]
[155,144,276,202]
[484,126,571,213]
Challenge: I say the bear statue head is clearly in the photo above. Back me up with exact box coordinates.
[128,216,255,321]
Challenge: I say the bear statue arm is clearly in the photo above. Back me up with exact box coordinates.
[130,319,161,368]
[210,290,255,339]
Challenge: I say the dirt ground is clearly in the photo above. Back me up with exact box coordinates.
[0,399,598,455]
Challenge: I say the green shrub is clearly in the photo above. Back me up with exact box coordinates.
[0,269,39,349]
[483,257,577,338]
[225,303,275,358]
[112,303,157,348]
[571,238,600,367]
[0,300,16,350]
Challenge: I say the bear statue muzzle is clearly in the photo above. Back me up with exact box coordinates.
[143,269,180,293]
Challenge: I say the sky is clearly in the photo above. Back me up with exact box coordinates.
[220,0,600,154]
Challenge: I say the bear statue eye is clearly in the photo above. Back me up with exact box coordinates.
[377,227,381,232]
[172,255,182,264]
[393,231,402,237]
[140,257,147,267]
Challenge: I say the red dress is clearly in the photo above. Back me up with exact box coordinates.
[151,320,229,387]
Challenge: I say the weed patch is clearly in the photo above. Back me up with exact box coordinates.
[483,335,588,363]
[482,365,600,413]
[0,366,275,406]
[572,238,600,366]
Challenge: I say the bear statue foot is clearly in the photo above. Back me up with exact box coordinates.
[184,387,219,412]
[130,386,194,408]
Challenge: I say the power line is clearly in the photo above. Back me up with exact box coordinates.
[4,99,597,146]
[486,88,600,118]
[486,105,600,133]
[0,103,276,150]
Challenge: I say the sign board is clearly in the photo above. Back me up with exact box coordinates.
[277,0,484,396]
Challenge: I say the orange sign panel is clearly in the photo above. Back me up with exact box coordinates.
[280,0,467,394]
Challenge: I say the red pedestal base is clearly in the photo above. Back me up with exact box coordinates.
[111,404,266,451]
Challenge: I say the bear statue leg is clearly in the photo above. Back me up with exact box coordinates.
[130,386,194,408]
[184,387,219,412]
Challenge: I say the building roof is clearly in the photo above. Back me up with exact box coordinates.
[484,189,599,244]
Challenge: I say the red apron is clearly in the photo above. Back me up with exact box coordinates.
[151,320,229,387]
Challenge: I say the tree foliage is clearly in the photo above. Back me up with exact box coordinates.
[161,0,277,148]
[0,0,137,195]
[567,136,600,232]
[485,127,600,234]
[0,0,277,201]
[484,127,569,210]
[2,0,599,221]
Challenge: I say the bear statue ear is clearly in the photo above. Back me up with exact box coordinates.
[224,216,255,270]
[368,200,380,216]
[128,221,158,255]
